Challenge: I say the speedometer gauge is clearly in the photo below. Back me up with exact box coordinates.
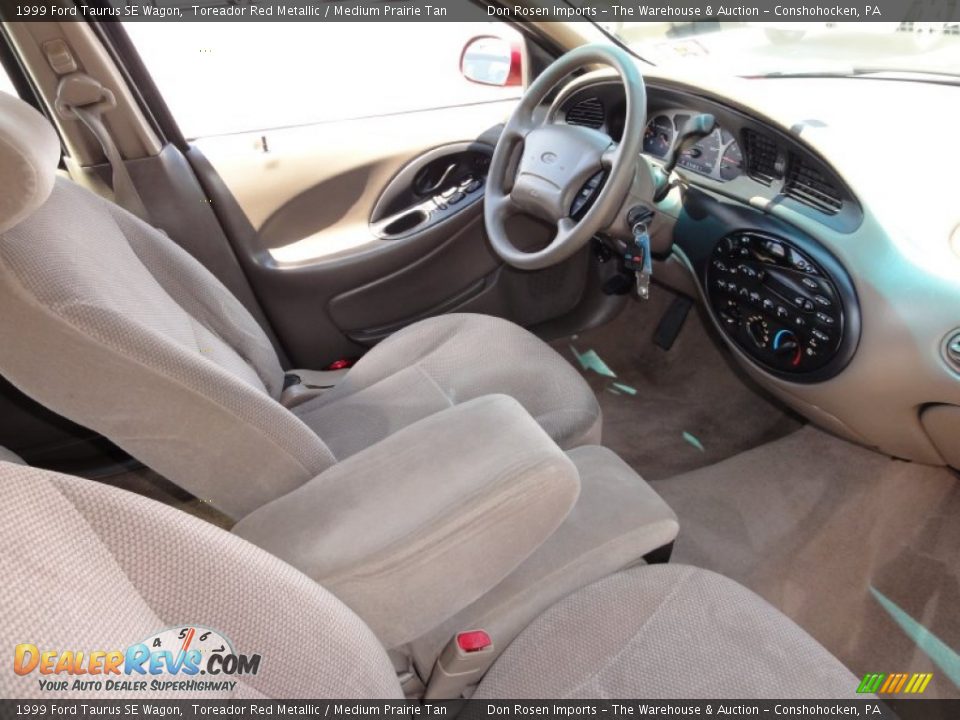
[719,129,743,181]
[678,128,721,175]
[643,115,673,158]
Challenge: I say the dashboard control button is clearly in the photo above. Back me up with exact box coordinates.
[746,316,770,348]
[801,277,819,290]
[816,312,835,325]
[763,240,786,259]
[719,305,741,326]
[447,191,466,205]
[814,294,831,307]
[811,328,830,342]
[762,298,775,312]
[790,251,813,272]
[776,306,789,319]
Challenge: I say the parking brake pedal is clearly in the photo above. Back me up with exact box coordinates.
[654,295,694,351]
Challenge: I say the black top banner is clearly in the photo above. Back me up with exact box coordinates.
[0,0,958,23]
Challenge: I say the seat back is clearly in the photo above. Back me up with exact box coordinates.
[0,459,401,699]
[0,92,335,518]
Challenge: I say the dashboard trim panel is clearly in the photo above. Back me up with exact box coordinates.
[554,77,864,234]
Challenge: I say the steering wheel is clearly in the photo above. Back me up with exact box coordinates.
[484,44,646,271]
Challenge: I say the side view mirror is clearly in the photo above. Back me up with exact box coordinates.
[460,36,523,87]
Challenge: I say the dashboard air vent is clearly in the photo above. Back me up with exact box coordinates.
[784,154,843,214]
[742,129,779,185]
[565,97,605,129]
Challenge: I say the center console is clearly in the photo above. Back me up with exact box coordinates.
[706,230,852,379]
[675,188,861,384]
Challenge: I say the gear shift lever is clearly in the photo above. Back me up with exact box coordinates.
[653,113,716,202]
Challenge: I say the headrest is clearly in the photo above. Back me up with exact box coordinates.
[0,91,60,234]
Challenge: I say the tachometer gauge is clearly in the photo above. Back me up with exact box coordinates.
[719,129,743,181]
[678,128,721,175]
[643,115,674,158]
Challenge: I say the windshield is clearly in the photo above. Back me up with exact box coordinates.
[598,21,960,78]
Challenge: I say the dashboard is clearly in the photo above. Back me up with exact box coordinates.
[548,69,960,472]
[558,81,862,233]
[559,81,862,381]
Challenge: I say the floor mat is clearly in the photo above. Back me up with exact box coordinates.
[552,286,802,480]
[654,426,960,699]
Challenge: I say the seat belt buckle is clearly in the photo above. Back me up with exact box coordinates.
[423,629,494,699]
[456,630,492,653]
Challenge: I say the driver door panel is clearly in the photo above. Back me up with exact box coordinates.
[195,103,587,367]
[328,213,585,346]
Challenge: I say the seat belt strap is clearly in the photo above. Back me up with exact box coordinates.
[54,73,150,223]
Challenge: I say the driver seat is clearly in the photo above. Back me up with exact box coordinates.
[0,91,600,519]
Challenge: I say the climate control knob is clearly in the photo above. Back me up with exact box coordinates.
[772,329,802,367]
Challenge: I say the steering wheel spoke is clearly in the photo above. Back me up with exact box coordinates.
[556,216,577,243]
[485,189,518,220]
[504,115,536,143]
[601,142,619,170]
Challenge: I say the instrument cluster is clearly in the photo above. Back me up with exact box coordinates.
[643,111,743,182]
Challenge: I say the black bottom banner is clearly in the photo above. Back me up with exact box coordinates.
[1,700,958,720]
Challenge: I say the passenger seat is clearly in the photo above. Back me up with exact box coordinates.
[0,456,858,699]
[0,447,24,464]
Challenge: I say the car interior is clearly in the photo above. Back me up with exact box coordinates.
[1,11,958,701]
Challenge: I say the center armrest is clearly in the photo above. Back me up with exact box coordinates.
[233,394,580,648]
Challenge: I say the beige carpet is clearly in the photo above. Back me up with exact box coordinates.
[552,286,803,480]
[654,427,960,699]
